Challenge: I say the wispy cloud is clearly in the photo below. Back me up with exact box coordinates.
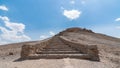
[0,5,8,11]
[0,16,31,45]
[0,16,9,21]
[63,9,81,20]
[40,35,48,40]
[40,31,56,40]
[49,31,55,36]
[115,18,120,22]
[115,18,120,30]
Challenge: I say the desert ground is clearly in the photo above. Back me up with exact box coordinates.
[0,54,117,68]
[0,28,120,68]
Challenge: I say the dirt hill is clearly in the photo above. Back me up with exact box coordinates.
[0,27,120,68]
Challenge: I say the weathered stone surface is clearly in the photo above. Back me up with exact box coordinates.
[87,45,100,61]
[20,36,100,61]
[59,36,100,61]
[21,44,36,59]
[9,52,14,55]
[21,39,51,59]
[59,36,88,53]
[26,54,90,59]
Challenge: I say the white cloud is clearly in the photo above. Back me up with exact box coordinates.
[0,5,8,11]
[0,16,9,21]
[115,18,120,31]
[63,9,81,20]
[115,18,120,22]
[40,35,48,40]
[40,31,56,40]
[49,31,55,36]
[4,21,25,33]
[0,16,31,45]
[70,0,75,4]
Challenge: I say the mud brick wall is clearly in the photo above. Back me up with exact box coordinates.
[21,45,36,59]
[59,36,100,61]
[21,39,51,59]
[87,45,100,61]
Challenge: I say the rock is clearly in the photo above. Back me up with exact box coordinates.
[21,44,36,59]
[87,45,100,61]
[58,27,94,36]
[21,39,50,59]
[9,52,14,55]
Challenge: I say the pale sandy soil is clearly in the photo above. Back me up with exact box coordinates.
[0,54,117,68]
[0,59,116,68]
[0,28,120,68]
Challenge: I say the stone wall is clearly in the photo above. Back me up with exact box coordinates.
[59,36,100,61]
[87,45,100,61]
[21,39,51,59]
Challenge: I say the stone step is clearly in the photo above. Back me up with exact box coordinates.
[41,48,75,51]
[28,54,90,59]
[36,51,80,54]
[43,47,73,49]
[45,45,71,48]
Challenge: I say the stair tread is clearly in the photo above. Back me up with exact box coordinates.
[38,54,87,55]
[36,51,81,54]
[30,53,88,56]
[39,51,79,52]
[43,48,75,50]
[28,53,90,59]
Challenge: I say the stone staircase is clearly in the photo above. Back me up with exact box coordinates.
[36,47,81,54]
[28,37,90,59]
[34,48,89,59]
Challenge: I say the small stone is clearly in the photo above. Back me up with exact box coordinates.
[9,52,14,55]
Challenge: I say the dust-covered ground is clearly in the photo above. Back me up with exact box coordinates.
[0,55,117,68]
[0,28,120,68]
[0,42,119,68]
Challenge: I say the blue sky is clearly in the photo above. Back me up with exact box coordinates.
[0,0,120,44]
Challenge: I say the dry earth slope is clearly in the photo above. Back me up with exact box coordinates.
[0,27,120,68]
